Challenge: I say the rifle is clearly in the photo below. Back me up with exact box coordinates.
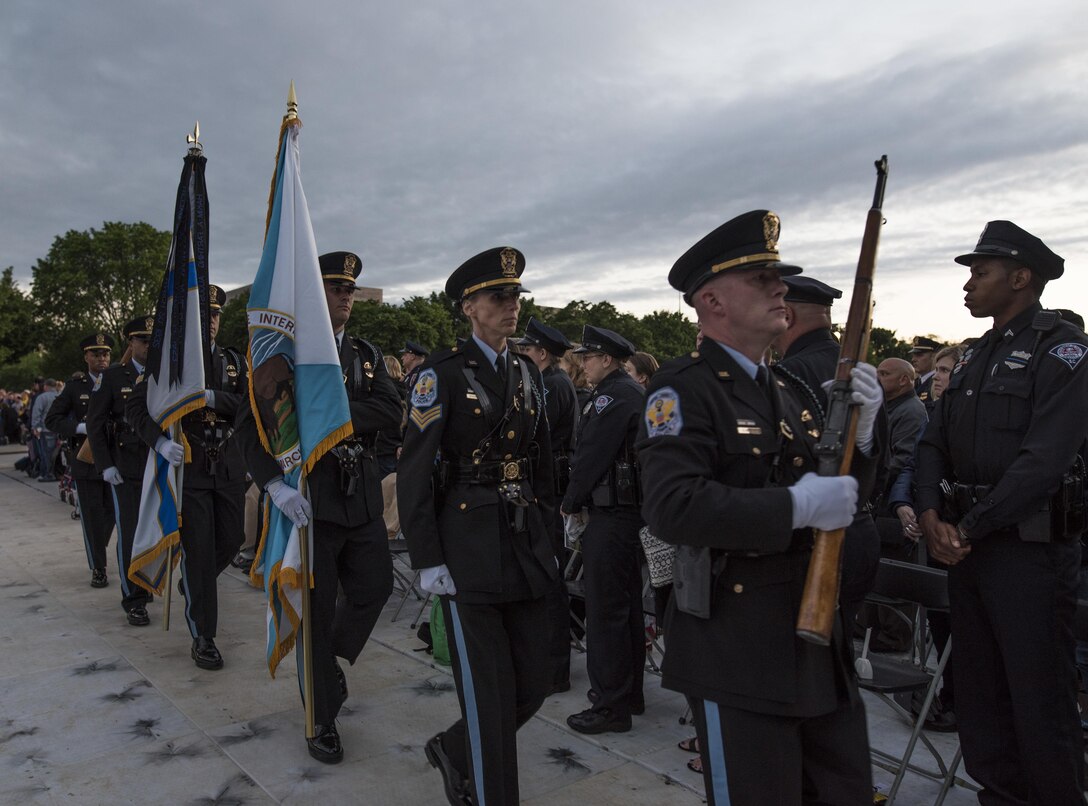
[795,155,888,646]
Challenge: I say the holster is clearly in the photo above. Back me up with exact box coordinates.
[673,545,717,619]
[590,460,642,508]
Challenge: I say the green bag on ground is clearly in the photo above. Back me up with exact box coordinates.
[429,598,451,666]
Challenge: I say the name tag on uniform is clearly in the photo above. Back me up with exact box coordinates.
[736,418,761,436]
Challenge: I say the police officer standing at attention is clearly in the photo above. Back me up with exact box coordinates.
[514,316,580,694]
[916,221,1087,804]
[561,324,647,734]
[45,332,117,588]
[86,317,156,626]
[398,246,556,806]
[637,211,883,805]
[400,341,430,393]
[126,285,247,671]
[909,336,942,411]
[238,252,400,764]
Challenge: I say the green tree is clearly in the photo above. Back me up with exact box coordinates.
[637,310,699,363]
[217,289,250,352]
[31,221,171,347]
[0,267,38,366]
[868,326,912,364]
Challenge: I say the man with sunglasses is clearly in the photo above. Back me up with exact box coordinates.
[562,324,647,735]
[399,247,556,806]
[86,316,156,626]
[46,332,118,589]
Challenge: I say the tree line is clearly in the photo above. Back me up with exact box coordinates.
[1,220,918,389]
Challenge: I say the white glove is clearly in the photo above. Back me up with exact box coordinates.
[266,478,312,528]
[419,565,457,596]
[563,511,588,547]
[204,390,216,407]
[103,466,123,486]
[76,423,87,435]
[154,436,185,467]
[850,362,882,453]
[789,472,858,531]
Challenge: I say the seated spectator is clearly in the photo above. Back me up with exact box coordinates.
[624,352,659,388]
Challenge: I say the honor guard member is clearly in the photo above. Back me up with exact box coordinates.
[86,317,156,626]
[398,246,557,806]
[126,285,247,671]
[561,324,647,734]
[909,336,942,411]
[637,211,883,806]
[45,332,117,588]
[775,275,882,630]
[514,316,579,694]
[400,340,430,392]
[916,221,1088,804]
[237,251,401,764]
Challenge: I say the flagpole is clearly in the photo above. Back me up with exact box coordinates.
[163,121,203,632]
[298,471,315,738]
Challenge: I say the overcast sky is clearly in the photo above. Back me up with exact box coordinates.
[3,1,1086,343]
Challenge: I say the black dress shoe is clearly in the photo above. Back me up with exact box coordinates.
[335,661,348,701]
[567,707,631,735]
[177,578,185,598]
[424,732,473,805]
[307,723,344,764]
[191,637,224,670]
[630,697,645,716]
[126,607,150,627]
[548,679,571,695]
[90,569,108,588]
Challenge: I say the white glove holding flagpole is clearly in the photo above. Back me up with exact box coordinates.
[266,478,312,527]
[419,565,457,596]
[155,435,185,467]
[103,466,123,486]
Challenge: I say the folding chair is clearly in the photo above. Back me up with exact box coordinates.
[389,535,431,625]
[859,559,977,805]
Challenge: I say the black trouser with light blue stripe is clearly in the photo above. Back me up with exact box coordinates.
[74,477,115,570]
[177,483,245,639]
[689,695,871,806]
[110,480,151,613]
[440,596,550,806]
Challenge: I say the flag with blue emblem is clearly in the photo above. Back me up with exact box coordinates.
[128,152,210,595]
[247,101,352,676]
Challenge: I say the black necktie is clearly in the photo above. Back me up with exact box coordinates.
[496,354,508,387]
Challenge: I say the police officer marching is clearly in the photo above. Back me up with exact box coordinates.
[637,211,883,805]
[562,324,647,735]
[45,332,117,588]
[398,246,557,806]
[126,285,248,671]
[85,317,156,626]
[238,251,401,764]
[916,221,1088,804]
[514,316,580,694]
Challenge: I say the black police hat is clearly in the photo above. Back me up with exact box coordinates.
[124,316,154,339]
[572,324,635,360]
[401,341,430,358]
[80,332,116,352]
[209,284,226,311]
[909,336,942,354]
[954,221,1064,280]
[319,251,363,287]
[515,316,572,356]
[446,247,529,301]
[670,210,802,303]
[783,276,842,306]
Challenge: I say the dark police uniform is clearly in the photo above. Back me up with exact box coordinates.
[126,286,247,668]
[86,317,155,623]
[911,337,941,413]
[399,247,556,806]
[915,221,1087,805]
[779,275,882,630]
[638,211,877,806]
[563,325,646,734]
[514,316,580,692]
[45,333,117,586]
[238,252,401,753]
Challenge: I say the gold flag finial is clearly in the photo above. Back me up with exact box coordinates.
[286,81,298,121]
[186,121,202,155]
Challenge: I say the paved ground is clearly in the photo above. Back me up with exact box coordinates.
[0,450,977,805]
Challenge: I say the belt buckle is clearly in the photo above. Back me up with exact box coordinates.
[502,461,520,481]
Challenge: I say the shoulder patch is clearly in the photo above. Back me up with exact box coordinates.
[1049,343,1086,370]
[411,368,439,408]
[594,394,613,414]
[645,387,682,438]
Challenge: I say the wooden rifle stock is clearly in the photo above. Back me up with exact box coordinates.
[795,155,888,645]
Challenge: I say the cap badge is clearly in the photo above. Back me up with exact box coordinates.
[500,248,518,278]
[763,212,781,253]
[145,317,154,332]
[96,333,106,346]
[344,254,357,272]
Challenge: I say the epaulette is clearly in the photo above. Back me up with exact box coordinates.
[70,371,86,381]
[426,345,463,365]
[660,350,705,375]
